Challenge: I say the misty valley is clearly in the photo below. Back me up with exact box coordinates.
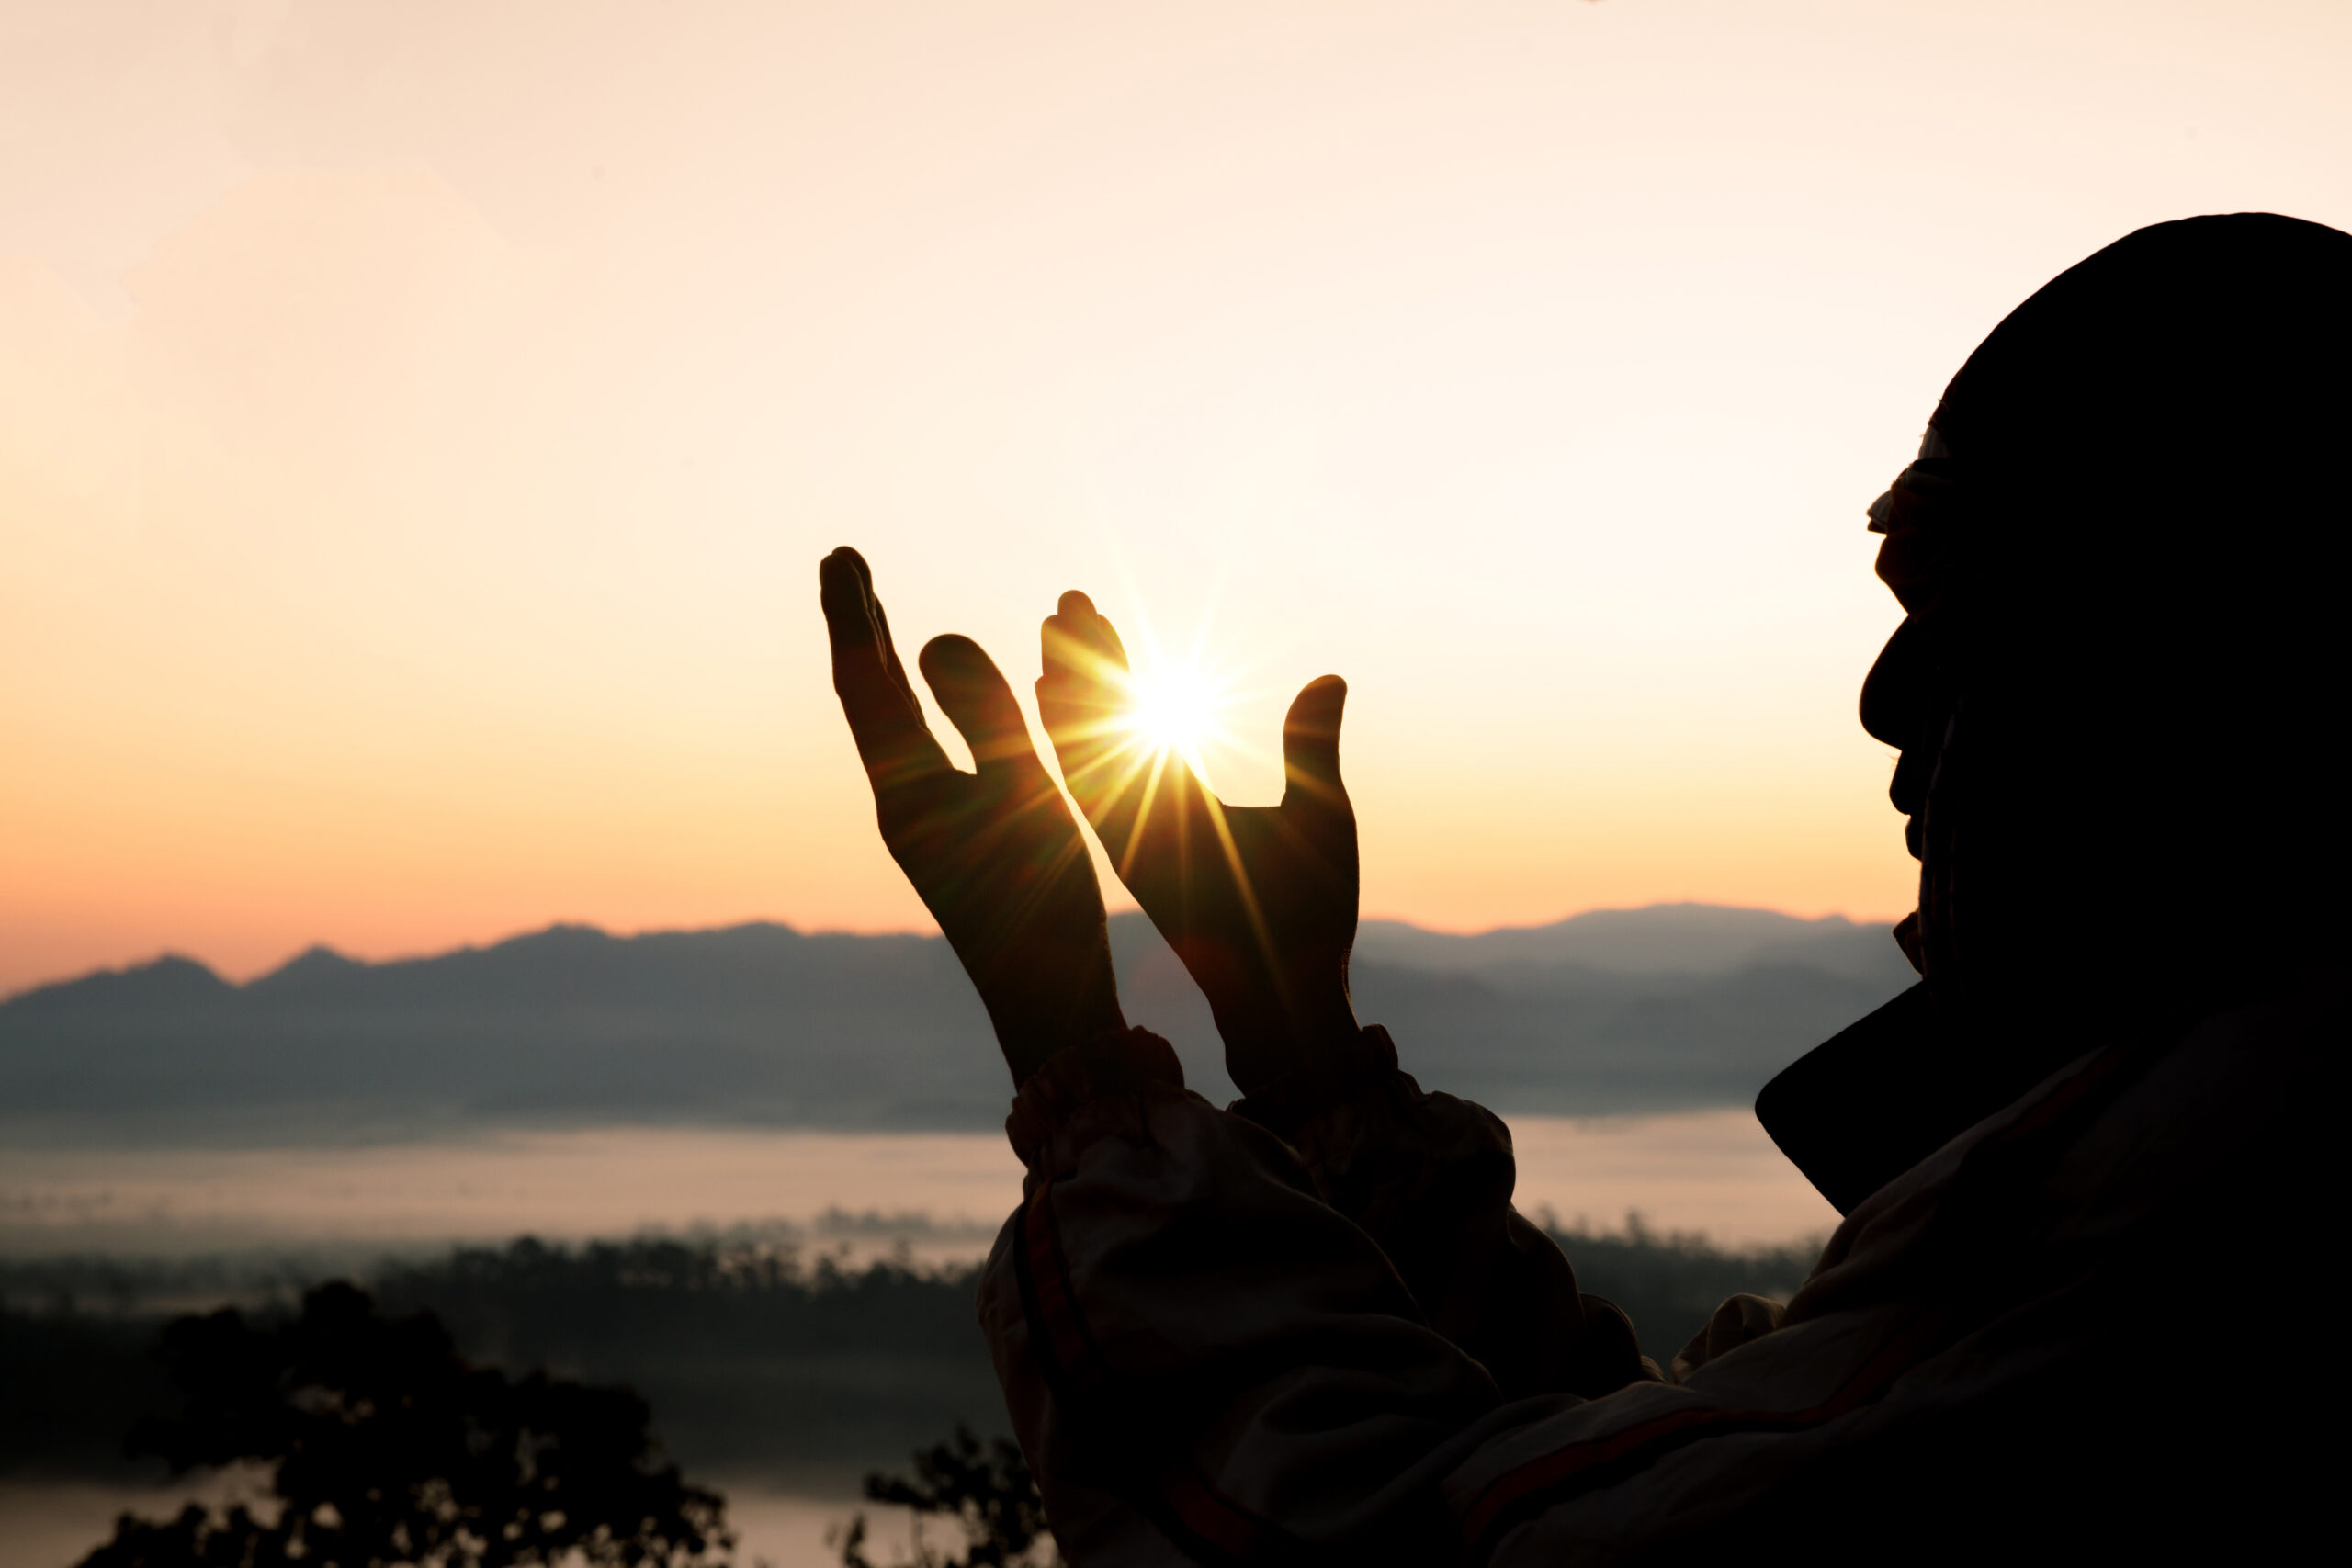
[1,903,1901,1563]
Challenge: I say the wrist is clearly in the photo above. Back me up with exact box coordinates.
[1003,1021,1186,1172]
[1218,990,1362,1097]
[1227,1022,1401,1134]
[994,987,1125,1087]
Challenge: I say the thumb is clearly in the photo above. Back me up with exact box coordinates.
[921,635,1041,773]
[1282,675,1349,810]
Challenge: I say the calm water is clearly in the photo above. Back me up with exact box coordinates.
[0,1111,1834,1258]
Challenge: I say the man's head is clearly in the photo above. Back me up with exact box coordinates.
[1859,214,2350,1021]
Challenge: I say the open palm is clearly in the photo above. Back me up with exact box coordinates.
[1037,591,1359,1094]
[821,550,1123,1083]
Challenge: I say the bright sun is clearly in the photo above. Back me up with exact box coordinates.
[1123,665,1226,759]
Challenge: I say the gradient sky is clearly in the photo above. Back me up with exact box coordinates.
[5,1,2347,994]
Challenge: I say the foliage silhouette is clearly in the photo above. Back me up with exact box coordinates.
[368,1236,1003,1482]
[833,1426,1056,1568]
[4,1226,1823,1496]
[76,1280,732,1568]
[1541,1215,1814,1346]
[0,1302,172,1476]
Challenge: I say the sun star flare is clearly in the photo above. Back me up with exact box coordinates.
[1125,666,1222,758]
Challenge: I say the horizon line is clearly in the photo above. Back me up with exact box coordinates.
[6,898,1911,1003]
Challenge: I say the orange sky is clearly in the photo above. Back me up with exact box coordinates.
[5,2,2348,995]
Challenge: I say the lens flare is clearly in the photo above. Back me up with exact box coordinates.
[1050,596,1272,807]
[1124,666,1219,757]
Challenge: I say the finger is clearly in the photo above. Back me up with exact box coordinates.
[1281,675,1350,812]
[820,547,947,789]
[831,547,922,698]
[1037,591,1137,778]
[1039,590,1133,697]
[920,635,1046,775]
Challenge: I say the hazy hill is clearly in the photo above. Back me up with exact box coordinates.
[0,906,1913,1144]
[1353,903,1906,981]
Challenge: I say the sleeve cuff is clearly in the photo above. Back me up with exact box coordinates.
[1004,1024,1189,1175]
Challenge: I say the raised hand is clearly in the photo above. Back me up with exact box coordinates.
[821,548,1123,1083]
[1038,591,1358,1094]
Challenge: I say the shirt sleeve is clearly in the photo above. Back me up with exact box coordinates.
[1227,1024,1657,1400]
[977,1026,1523,1564]
[979,975,2344,1565]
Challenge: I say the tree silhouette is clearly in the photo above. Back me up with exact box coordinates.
[833,1426,1055,1568]
[78,1281,732,1568]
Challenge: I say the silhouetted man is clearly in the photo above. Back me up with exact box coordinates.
[821,213,2346,1563]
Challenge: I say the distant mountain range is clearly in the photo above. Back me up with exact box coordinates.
[0,905,1914,1144]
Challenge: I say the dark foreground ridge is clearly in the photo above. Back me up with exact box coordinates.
[0,1226,1817,1492]
[0,904,1911,1139]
